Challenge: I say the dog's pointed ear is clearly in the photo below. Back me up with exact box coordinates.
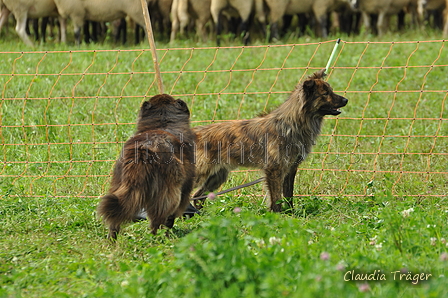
[303,78,315,96]
[176,99,187,109]
[314,69,327,79]
[176,99,190,115]
[142,101,151,110]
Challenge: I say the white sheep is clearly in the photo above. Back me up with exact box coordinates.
[387,0,414,30]
[352,0,417,35]
[418,0,446,18]
[417,0,446,28]
[350,0,393,35]
[170,0,212,42]
[156,0,173,38]
[210,0,254,46]
[0,0,66,47]
[263,0,349,40]
[407,0,421,27]
[387,0,412,15]
[53,0,150,45]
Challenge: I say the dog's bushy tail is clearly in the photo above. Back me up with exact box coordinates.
[97,193,122,222]
[97,192,138,237]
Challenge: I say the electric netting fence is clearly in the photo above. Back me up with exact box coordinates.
[0,39,447,201]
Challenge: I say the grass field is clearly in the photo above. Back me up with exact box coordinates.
[0,25,447,297]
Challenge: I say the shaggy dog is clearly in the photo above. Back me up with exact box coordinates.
[192,69,348,211]
[97,94,196,239]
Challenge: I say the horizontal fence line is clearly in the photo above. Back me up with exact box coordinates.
[1,135,445,146]
[0,117,446,128]
[1,152,447,164]
[2,169,446,177]
[343,39,448,44]
[1,89,447,102]
[3,194,445,199]
[1,64,448,77]
[332,134,446,138]
[0,39,445,55]
[0,41,334,54]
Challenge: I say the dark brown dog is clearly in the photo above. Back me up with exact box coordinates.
[97,94,196,239]
[192,69,348,212]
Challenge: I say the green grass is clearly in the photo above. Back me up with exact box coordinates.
[0,26,447,297]
[1,192,447,297]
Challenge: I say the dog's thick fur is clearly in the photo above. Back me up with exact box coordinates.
[97,94,196,239]
[192,69,348,212]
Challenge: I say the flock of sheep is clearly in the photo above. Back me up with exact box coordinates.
[0,0,447,47]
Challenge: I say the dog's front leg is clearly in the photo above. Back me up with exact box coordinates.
[264,167,285,212]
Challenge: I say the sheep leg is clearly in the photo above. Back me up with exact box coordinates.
[313,2,329,38]
[83,22,91,43]
[41,17,50,42]
[362,11,371,34]
[196,19,207,42]
[15,12,34,47]
[241,20,250,45]
[210,0,225,46]
[0,7,11,33]
[63,9,85,46]
[170,0,180,42]
[377,11,386,36]
[178,0,189,37]
[113,18,127,45]
[74,26,82,45]
[271,22,280,41]
[214,13,223,46]
[444,13,448,38]
[236,2,253,45]
[318,14,328,38]
[58,17,67,43]
[33,19,40,41]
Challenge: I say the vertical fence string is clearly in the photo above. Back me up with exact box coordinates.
[140,0,164,94]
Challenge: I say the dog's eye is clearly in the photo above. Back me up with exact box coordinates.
[322,92,329,96]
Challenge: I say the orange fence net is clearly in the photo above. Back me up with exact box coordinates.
[0,39,447,200]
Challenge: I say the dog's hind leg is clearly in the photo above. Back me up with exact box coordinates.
[150,216,169,235]
[265,167,285,212]
[193,167,229,209]
[147,184,185,234]
[178,178,194,215]
[148,202,174,235]
[164,215,176,229]
[163,177,193,228]
[283,166,298,210]
[108,224,121,240]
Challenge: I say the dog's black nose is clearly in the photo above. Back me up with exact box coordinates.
[342,97,348,106]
